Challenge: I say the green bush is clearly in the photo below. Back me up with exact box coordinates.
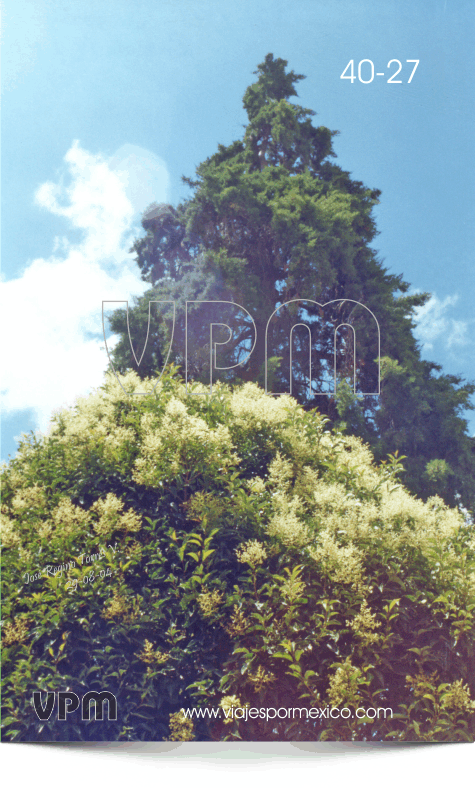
[1,368,474,741]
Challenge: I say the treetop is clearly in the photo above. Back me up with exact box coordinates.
[243,53,307,119]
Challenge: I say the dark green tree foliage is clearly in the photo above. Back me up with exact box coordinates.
[109,54,475,512]
[372,358,475,509]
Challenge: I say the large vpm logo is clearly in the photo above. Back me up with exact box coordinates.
[102,298,380,397]
[33,691,118,721]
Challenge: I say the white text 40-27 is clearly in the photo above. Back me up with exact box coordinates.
[341,60,419,84]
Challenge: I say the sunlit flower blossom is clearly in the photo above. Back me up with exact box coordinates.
[0,513,20,548]
[197,588,223,618]
[3,615,31,646]
[247,665,276,692]
[167,709,195,740]
[137,639,170,666]
[346,600,381,646]
[327,658,363,707]
[235,540,267,567]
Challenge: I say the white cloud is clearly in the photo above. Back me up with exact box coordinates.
[108,144,170,217]
[413,293,470,352]
[1,141,170,435]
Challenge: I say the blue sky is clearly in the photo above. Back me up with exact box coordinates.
[1,0,475,786]
[2,0,475,460]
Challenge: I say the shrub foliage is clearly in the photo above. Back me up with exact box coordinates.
[1,369,474,741]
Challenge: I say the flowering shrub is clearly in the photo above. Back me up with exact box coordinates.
[1,368,474,741]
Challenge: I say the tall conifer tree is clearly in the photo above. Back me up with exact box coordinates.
[109,55,475,512]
